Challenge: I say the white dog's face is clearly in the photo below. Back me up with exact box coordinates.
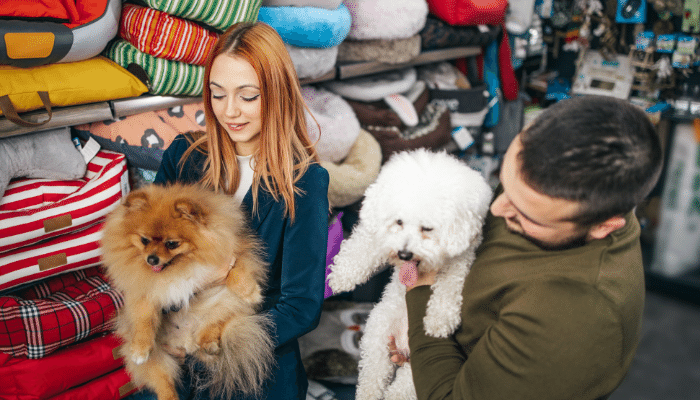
[361,150,494,273]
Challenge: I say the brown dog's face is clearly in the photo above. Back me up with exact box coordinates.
[122,189,208,273]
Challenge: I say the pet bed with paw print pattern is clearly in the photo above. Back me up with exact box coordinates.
[0,267,123,359]
[0,331,126,399]
[0,150,127,255]
[73,102,206,171]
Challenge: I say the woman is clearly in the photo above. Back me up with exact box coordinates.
[138,22,329,400]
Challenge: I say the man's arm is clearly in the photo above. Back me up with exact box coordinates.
[406,280,625,400]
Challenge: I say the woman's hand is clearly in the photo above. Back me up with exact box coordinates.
[388,336,409,366]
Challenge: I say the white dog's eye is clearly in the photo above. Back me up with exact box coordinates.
[396,219,403,226]
[421,226,433,233]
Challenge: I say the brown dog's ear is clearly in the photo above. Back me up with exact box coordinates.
[123,190,149,211]
[174,199,207,223]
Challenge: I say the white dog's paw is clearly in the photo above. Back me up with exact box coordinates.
[327,270,356,293]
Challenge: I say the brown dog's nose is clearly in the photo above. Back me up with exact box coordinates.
[397,250,413,261]
[147,255,160,265]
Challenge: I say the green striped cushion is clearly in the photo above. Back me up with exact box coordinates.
[103,40,204,96]
[140,0,262,31]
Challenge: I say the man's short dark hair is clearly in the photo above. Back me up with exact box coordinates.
[518,95,663,226]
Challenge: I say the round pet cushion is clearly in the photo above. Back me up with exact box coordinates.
[321,129,382,208]
[337,35,421,64]
[303,85,360,163]
[138,0,261,31]
[323,67,417,102]
[0,0,121,67]
[103,39,204,96]
[344,0,428,40]
[345,81,429,129]
[119,3,219,66]
[365,102,452,163]
[419,16,501,51]
[286,44,338,79]
[257,4,351,48]
[262,0,343,9]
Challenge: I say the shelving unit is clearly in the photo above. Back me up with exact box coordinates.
[0,46,480,139]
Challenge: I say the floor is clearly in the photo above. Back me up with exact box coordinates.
[310,289,700,400]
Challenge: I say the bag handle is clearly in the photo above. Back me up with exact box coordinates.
[0,91,53,127]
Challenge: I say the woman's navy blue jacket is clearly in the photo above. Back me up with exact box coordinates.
[153,134,329,400]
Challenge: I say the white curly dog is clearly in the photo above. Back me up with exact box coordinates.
[328,149,492,400]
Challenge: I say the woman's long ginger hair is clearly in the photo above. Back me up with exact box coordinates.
[181,22,319,221]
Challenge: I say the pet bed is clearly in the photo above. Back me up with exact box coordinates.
[73,102,206,171]
[48,368,136,400]
[426,0,507,26]
[365,102,452,162]
[0,331,125,399]
[345,80,429,129]
[337,35,422,64]
[257,4,351,48]
[0,56,148,123]
[263,0,343,9]
[419,16,501,51]
[321,129,382,208]
[0,0,121,67]
[0,150,127,255]
[137,0,261,31]
[323,68,417,102]
[103,39,205,96]
[303,85,360,163]
[0,267,123,358]
[0,222,105,293]
[286,44,338,80]
[119,3,219,66]
[343,0,428,40]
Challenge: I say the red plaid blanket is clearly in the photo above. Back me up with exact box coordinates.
[0,267,123,358]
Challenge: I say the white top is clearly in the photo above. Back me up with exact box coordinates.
[233,154,255,206]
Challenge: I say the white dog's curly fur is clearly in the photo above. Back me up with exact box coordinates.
[328,149,492,400]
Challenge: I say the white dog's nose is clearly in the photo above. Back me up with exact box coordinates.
[397,250,413,260]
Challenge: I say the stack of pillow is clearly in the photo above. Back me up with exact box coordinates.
[257,0,351,80]
[338,0,428,64]
[103,0,263,96]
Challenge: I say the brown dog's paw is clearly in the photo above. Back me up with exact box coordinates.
[196,324,223,355]
[129,342,152,365]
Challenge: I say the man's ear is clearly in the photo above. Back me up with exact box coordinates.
[587,216,626,240]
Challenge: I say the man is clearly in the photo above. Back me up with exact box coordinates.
[398,95,663,399]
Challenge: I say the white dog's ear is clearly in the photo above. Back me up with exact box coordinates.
[445,211,483,256]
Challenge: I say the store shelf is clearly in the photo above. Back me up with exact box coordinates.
[0,102,113,139]
[0,47,478,138]
[337,46,481,79]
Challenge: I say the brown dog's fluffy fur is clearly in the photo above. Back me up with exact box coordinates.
[101,184,274,400]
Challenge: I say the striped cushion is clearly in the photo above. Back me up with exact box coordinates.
[120,3,219,66]
[103,39,204,96]
[0,222,105,292]
[0,150,127,255]
[139,0,261,31]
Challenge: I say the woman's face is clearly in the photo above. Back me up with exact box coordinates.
[209,54,262,156]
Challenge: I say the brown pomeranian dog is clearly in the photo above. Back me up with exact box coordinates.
[101,183,274,400]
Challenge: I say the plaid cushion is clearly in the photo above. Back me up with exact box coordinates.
[0,150,128,255]
[120,3,219,66]
[0,332,125,399]
[0,267,123,358]
[103,39,205,96]
[139,0,261,31]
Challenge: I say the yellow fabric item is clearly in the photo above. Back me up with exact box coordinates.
[0,56,148,117]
